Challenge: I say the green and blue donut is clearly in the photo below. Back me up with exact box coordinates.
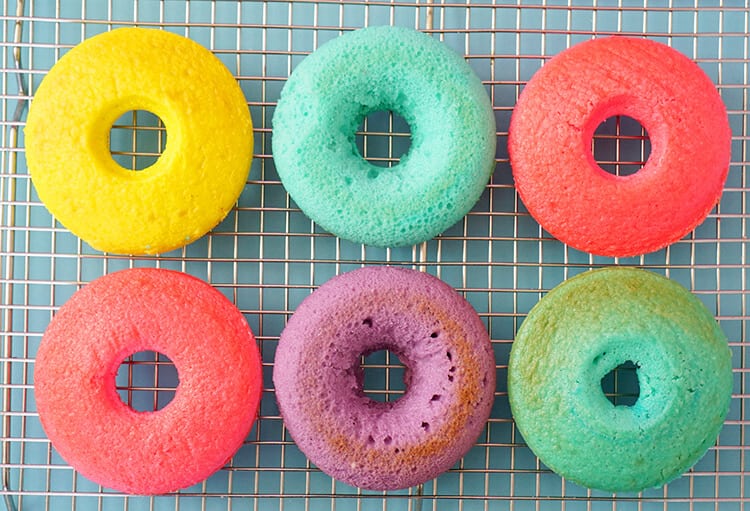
[508,267,733,493]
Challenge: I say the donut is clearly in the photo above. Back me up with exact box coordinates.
[508,268,733,492]
[34,268,263,494]
[24,28,253,255]
[272,26,496,247]
[272,266,495,489]
[508,36,731,257]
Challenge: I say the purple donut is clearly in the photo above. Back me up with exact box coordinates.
[273,267,495,490]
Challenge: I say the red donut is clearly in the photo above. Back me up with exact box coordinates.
[34,268,262,494]
[509,36,731,257]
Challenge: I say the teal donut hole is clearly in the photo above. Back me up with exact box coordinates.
[354,110,412,169]
[580,337,675,435]
[600,360,640,407]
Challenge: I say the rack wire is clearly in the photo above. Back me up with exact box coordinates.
[2,1,748,510]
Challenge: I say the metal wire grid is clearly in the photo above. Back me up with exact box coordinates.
[1,1,749,510]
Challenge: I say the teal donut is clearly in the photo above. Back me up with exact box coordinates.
[508,268,733,493]
[271,26,496,247]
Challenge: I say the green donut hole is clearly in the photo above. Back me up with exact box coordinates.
[109,110,167,171]
[599,359,640,407]
[354,110,412,169]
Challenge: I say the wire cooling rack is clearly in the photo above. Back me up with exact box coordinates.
[2,1,749,510]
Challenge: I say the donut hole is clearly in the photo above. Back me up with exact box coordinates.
[355,110,412,169]
[592,115,651,177]
[109,110,167,171]
[360,349,408,403]
[116,350,179,412]
[600,360,641,407]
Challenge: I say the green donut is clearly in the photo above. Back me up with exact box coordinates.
[272,26,496,247]
[508,268,733,493]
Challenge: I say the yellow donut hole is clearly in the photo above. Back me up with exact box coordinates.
[25,28,253,255]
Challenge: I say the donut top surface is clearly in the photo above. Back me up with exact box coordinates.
[508,267,733,492]
[34,268,263,494]
[272,25,496,247]
[273,266,495,489]
[508,36,731,257]
[25,28,254,255]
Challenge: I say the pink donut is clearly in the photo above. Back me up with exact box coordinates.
[34,268,262,494]
[509,36,731,257]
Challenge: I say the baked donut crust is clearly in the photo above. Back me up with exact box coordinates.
[509,36,731,257]
[25,28,253,255]
[34,268,263,494]
[273,266,495,489]
[508,268,732,492]
[272,26,496,247]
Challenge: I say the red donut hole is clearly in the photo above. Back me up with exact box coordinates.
[591,115,652,177]
[115,350,179,412]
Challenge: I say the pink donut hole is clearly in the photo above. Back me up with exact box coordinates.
[114,350,179,413]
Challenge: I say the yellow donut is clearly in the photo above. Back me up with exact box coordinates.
[24,28,253,255]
